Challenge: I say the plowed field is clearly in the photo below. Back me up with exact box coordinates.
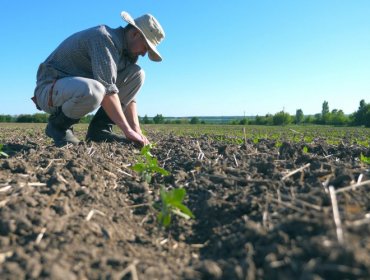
[1,123,370,279]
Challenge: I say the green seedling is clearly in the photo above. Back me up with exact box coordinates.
[302,146,309,154]
[131,144,170,183]
[275,141,283,148]
[157,186,195,227]
[360,153,370,164]
[0,144,9,158]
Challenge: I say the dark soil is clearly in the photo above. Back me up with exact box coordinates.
[1,126,370,279]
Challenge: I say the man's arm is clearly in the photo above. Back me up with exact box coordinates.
[101,94,144,144]
[124,101,149,145]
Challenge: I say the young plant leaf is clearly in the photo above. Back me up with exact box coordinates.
[360,153,370,164]
[0,144,9,158]
[158,186,195,227]
[131,144,170,183]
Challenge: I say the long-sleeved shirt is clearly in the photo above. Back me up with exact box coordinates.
[34,25,132,95]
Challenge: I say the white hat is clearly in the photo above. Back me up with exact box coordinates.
[121,11,165,62]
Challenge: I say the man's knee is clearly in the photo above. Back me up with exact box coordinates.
[134,67,145,87]
[60,78,106,118]
[82,79,106,107]
[120,64,146,87]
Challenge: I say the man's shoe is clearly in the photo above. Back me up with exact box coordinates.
[46,107,81,147]
[86,107,129,143]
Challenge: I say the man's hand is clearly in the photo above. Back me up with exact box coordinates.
[125,129,147,145]
[140,134,150,146]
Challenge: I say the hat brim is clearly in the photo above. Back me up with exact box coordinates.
[120,11,162,62]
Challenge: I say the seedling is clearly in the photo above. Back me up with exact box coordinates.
[157,186,195,227]
[275,141,283,148]
[360,153,370,164]
[0,144,9,158]
[302,146,309,154]
[131,144,170,183]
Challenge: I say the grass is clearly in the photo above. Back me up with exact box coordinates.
[0,123,369,146]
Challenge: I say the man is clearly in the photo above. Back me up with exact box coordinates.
[32,11,165,147]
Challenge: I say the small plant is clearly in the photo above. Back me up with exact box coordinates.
[157,186,195,227]
[302,146,309,154]
[275,141,283,148]
[360,153,370,164]
[0,144,9,158]
[131,144,170,183]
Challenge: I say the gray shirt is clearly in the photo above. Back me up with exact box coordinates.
[35,25,132,95]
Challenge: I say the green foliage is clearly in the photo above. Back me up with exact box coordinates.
[0,115,14,122]
[275,141,283,148]
[0,144,9,158]
[157,186,195,227]
[80,114,94,123]
[239,118,248,125]
[322,101,329,114]
[190,117,200,124]
[141,114,153,124]
[153,114,165,124]
[353,100,370,127]
[273,111,292,126]
[360,153,370,164]
[302,146,309,154]
[295,109,304,124]
[15,113,49,123]
[131,144,170,183]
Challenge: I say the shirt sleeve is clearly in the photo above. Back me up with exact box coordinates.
[87,34,120,95]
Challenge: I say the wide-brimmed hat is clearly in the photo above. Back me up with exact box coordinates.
[121,11,165,62]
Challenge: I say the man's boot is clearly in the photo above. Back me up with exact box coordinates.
[86,107,128,143]
[45,107,81,147]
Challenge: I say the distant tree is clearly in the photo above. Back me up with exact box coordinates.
[33,113,49,123]
[352,102,370,127]
[153,114,164,124]
[239,118,248,125]
[365,106,370,127]
[353,99,368,126]
[321,101,330,124]
[190,117,200,124]
[0,115,13,122]
[265,114,274,125]
[330,109,347,126]
[16,114,34,123]
[304,115,315,124]
[254,114,273,125]
[313,113,322,124]
[322,101,329,115]
[142,115,152,124]
[273,111,292,125]
[295,109,304,124]
[254,115,266,125]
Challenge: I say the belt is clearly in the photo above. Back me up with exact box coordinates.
[31,80,57,111]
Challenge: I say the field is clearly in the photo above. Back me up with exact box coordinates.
[0,123,370,279]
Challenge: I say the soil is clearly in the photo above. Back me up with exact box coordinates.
[1,126,370,279]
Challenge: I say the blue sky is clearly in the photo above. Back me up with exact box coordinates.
[1,0,369,117]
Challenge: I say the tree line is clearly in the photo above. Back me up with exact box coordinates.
[241,100,369,127]
[0,114,93,124]
[1,99,369,127]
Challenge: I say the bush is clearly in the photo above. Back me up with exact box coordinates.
[190,117,200,124]
[273,111,291,126]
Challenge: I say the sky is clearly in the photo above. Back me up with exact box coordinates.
[1,0,369,117]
